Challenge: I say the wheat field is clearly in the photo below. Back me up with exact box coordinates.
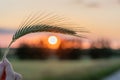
[10,59,120,80]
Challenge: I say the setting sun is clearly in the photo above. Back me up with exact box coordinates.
[48,36,58,45]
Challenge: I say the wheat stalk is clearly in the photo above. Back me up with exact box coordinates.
[2,13,88,60]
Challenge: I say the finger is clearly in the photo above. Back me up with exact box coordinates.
[0,64,5,80]
[3,58,14,74]
[3,58,15,80]
[0,61,5,79]
[3,58,22,80]
[15,72,22,80]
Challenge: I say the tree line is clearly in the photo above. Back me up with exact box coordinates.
[0,38,120,60]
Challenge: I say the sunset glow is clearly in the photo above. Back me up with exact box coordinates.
[48,36,58,45]
[0,0,120,49]
[46,35,61,49]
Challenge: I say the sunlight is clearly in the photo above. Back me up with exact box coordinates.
[48,36,58,45]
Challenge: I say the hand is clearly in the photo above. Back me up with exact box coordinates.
[0,58,22,80]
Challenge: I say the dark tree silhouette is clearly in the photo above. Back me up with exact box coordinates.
[70,48,82,59]
[56,42,82,60]
[56,48,82,60]
[15,39,83,60]
[0,48,2,59]
[15,43,50,60]
[89,38,113,59]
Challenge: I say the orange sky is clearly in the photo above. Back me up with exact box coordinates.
[0,32,91,49]
[0,0,120,48]
[0,32,119,49]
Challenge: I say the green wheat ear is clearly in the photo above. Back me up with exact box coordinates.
[2,13,88,59]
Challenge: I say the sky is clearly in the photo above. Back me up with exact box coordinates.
[0,0,120,48]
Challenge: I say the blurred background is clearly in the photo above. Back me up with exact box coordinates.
[0,0,120,80]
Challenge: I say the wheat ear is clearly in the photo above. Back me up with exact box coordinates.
[2,13,87,60]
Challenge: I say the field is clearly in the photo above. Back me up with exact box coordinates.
[10,59,120,80]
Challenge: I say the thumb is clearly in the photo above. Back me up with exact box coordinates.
[3,58,15,80]
[3,58,22,80]
[15,72,22,80]
[0,61,5,79]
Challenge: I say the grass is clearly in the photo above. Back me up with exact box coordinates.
[10,59,120,80]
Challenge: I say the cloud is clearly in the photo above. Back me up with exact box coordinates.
[73,0,100,8]
[117,0,120,4]
[86,2,99,8]
[73,0,83,4]
[0,28,15,34]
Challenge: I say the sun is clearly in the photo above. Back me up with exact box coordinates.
[48,36,58,45]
